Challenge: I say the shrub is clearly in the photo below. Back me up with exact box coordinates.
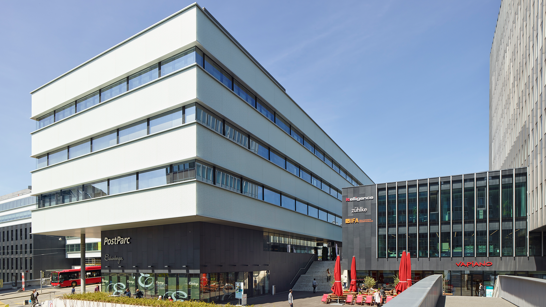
[363,276,376,289]
[63,292,253,307]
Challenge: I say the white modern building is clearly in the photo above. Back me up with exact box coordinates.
[490,0,546,234]
[30,3,372,300]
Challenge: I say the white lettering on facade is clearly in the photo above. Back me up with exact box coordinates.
[351,207,368,213]
[104,254,124,264]
[103,236,131,245]
[345,196,374,202]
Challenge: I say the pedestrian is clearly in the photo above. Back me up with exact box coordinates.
[135,289,143,298]
[288,289,294,307]
[30,289,39,305]
[312,278,317,293]
[124,288,131,297]
[326,269,331,282]
[168,296,173,302]
[94,285,99,292]
[379,286,385,304]
[479,282,485,297]
[158,296,162,300]
[373,289,382,306]
[71,286,76,294]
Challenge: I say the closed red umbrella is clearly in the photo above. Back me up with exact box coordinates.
[395,251,408,293]
[349,256,357,292]
[406,252,412,287]
[331,255,343,297]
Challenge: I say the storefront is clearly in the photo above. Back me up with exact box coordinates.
[342,168,546,296]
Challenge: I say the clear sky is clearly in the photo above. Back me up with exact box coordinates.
[0,0,501,196]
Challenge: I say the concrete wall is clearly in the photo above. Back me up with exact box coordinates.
[385,275,442,307]
[493,275,546,307]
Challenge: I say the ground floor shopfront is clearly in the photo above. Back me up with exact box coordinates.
[100,222,339,301]
[353,270,546,296]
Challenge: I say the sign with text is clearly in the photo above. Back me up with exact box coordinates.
[345,218,373,224]
[455,261,492,267]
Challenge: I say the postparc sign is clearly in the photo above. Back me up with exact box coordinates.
[346,196,374,202]
[455,261,492,267]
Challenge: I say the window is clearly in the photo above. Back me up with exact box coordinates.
[204,56,232,89]
[69,140,91,159]
[225,123,248,148]
[100,79,126,101]
[60,187,78,203]
[300,169,311,183]
[286,160,299,177]
[234,80,255,107]
[128,64,158,90]
[321,182,330,194]
[36,112,54,129]
[243,180,263,199]
[257,101,274,121]
[109,174,137,195]
[333,164,340,173]
[330,188,338,198]
[36,155,47,169]
[76,91,99,112]
[275,115,290,134]
[138,167,169,189]
[250,139,269,159]
[83,181,107,199]
[296,200,307,215]
[269,151,285,168]
[196,162,214,184]
[161,48,202,76]
[149,108,183,134]
[315,149,325,161]
[281,195,295,211]
[290,129,303,144]
[264,188,280,206]
[324,156,333,168]
[319,210,327,221]
[304,139,314,153]
[196,107,223,134]
[172,161,195,183]
[55,103,75,121]
[119,120,147,143]
[311,176,321,189]
[48,148,67,165]
[340,169,347,179]
[328,214,335,224]
[92,131,117,152]
[185,104,196,123]
[215,169,241,193]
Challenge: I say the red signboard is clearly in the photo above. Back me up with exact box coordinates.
[455,261,492,267]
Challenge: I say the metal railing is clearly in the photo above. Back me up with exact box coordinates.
[289,255,316,286]
[493,275,546,307]
[384,275,442,307]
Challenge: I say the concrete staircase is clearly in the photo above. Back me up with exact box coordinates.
[293,261,335,292]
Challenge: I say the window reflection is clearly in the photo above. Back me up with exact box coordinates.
[128,64,158,90]
[109,174,137,195]
[101,79,126,101]
[76,91,99,112]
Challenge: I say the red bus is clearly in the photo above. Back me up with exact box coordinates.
[51,266,102,287]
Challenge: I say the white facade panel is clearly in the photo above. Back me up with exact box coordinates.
[196,69,352,191]
[32,125,197,194]
[32,183,197,236]
[32,67,198,156]
[196,182,341,241]
[196,9,370,185]
[31,6,198,118]
[196,125,341,215]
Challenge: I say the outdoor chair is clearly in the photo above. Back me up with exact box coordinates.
[386,296,393,303]
[364,295,373,306]
[321,294,329,304]
[345,294,354,305]
[355,294,363,305]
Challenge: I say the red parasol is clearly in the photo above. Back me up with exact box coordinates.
[395,251,408,293]
[406,252,412,287]
[349,256,357,292]
[331,255,343,297]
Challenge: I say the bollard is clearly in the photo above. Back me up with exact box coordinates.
[272,285,275,295]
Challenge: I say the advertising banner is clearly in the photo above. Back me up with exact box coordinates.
[235,282,244,299]
[486,286,493,297]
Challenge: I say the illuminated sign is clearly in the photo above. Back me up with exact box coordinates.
[346,196,374,202]
[455,261,492,267]
[345,218,373,224]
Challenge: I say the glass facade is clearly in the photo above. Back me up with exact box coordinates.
[377,168,534,258]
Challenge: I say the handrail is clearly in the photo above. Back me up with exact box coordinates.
[384,275,442,307]
[290,255,316,286]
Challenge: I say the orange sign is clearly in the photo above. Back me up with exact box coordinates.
[345,218,374,224]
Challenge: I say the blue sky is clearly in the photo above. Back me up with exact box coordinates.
[0,0,501,195]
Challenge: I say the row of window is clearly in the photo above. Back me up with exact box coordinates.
[199,50,359,187]
[0,196,35,213]
[67,242,100,253]
[34,102,342,203]
[0,211,32,224]
[1,244,32,255]
[196,106,343,201]
[376,171,529,258]
[36,160,342,226]
[36,106,196,168]
[34,46,360,187]
[1,257,31,271]
[1,227,31,242]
